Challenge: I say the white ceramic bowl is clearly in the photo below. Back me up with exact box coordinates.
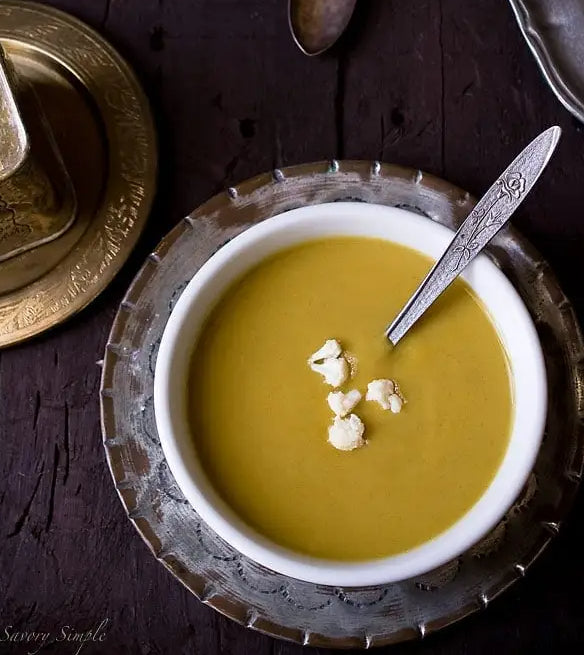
[154,202,547,586]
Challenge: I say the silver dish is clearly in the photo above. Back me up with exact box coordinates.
[510,0,584,122]
[100,161,584,648]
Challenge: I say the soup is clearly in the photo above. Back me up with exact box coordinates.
[187,237,513,561]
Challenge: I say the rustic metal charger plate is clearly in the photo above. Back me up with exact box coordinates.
[510,0,584,123]
[101,161,584,648]
[0,1,156,346]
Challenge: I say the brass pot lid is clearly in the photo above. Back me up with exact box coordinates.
[0,1,157,347]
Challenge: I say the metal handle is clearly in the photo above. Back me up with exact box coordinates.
[386,126,561,345]
[0,45,28,181]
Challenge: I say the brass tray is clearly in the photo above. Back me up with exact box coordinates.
[0,1,156,346]
[101,161,584,648]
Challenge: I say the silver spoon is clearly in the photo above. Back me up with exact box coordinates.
[288,0,357,56]
[386,126,561,346]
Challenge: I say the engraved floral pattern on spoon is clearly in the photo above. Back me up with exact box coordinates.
[450,171,526,272]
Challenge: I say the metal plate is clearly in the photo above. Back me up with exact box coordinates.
[0,1,156,346]
[101,161,584,649]
[510,0,584,123]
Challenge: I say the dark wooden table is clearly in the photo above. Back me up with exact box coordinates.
[2,1,584,653]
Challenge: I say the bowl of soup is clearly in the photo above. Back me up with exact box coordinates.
[154,202,546,586]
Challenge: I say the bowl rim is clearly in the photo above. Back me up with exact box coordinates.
[153,202,547,586]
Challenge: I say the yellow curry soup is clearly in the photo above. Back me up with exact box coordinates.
[188,237,513,561]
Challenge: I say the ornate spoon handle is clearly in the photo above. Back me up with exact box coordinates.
[385,126,561,346]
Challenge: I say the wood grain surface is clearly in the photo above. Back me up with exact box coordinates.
[1,1,584,653]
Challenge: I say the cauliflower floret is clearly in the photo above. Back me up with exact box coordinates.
[327,389,362,417]
[388,393,403,414]
[366,379,395,410]
[366,379,404,413]
[308,339,342,363]
[310,356,349,388]
[327,414,366,451]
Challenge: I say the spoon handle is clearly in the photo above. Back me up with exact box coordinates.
[386,126,561,346]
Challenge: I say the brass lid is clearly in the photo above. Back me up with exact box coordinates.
[0,1,157,347]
